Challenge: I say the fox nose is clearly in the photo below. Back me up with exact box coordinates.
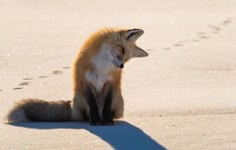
[119,64,124,68]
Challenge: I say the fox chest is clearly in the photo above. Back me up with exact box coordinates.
[85,70,113,92]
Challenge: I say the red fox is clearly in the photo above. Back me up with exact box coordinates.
[4,28,148,125]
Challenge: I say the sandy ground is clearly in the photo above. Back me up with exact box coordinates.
[0,0,236,149]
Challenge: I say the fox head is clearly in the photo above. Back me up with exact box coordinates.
[106,28,148,69]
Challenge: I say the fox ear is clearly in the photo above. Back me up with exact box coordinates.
[132,47,149,58]
[125,29,144,42]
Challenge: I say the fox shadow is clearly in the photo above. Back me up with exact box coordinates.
[12,121,166,150]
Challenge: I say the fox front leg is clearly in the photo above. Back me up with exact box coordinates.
[85,85,101,125]
[102,83,114,125]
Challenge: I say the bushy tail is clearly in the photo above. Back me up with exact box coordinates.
[4,99,72,123]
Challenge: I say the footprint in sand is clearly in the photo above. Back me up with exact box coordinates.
[208,25,221,31]
[162,47,171,50]
[173,43,184,47]
[62,67,71,69]
[13,87,23,90]
[19,82,29,86]
[38,75,48,79]
[196,32,209,39]
[222,19,232,26]
[146,49,156,52]
[23,77,33,81]
[52,70,63,75]
[199,35,209,39]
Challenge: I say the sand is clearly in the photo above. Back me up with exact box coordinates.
[0,0,236,149]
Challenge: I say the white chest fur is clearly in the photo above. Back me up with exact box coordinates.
[85,45,115,92]
[85,70,112,92]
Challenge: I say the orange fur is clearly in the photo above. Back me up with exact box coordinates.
[71,27,148,123]
[73,28,124,92]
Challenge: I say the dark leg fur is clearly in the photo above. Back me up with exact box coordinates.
[102,84,114,125]
[86,86,101,125]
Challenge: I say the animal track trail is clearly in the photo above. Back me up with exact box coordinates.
[52,70,63,75]
[10,66,71,91]
[208,25,222,31]
[19,82,30,86]
[62,66,71,69]
[161,17,234,51]
[144,49,159,53]
[173,43,184,47]
[13,81,30,91]
[199,35,209,39]
[38,75,48,79]
[13,87,23,90]
[196,32,209,39]
[221,18,232,26]
[162,47,171,50]
[23,77,33,81]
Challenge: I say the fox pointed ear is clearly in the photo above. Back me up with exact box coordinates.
[125,29,144,42]
[132,47,149,58]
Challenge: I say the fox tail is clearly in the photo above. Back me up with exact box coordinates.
[4,99,71,123]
